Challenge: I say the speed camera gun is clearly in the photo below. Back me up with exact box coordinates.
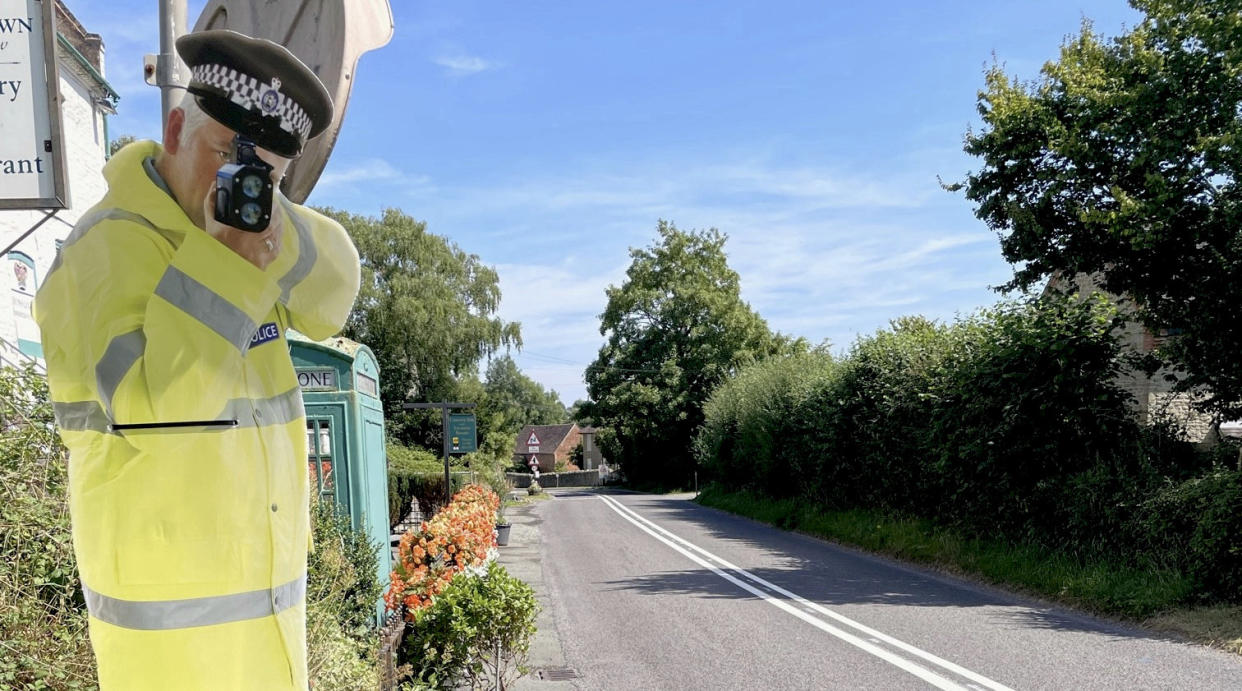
[214,134,273,232]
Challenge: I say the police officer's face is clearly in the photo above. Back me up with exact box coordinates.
[169,110,291,229]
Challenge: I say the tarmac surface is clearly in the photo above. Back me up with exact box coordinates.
[498,488,1242,690]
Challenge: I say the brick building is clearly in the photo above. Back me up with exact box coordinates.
[513,423,582,473]
[0,1,117,365]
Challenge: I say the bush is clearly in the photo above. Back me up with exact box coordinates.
[0,364,97,689]
[696,351,835,498]
[306,494,385,689]
[527,480,542,496]
[1135,470,1242,599]
[400,562,538,690]
[309,496,384,635]
[388,442,468,529]
[695,294,1241,598]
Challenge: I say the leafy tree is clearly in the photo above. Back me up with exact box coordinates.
[567,399,591,424]
[583,221,805,487]
[949,0,1242,414]
[477,355,567,437]
[108,134,136,157]
[318,208,521,446]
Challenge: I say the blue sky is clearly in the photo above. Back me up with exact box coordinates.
[75,1,1143,404]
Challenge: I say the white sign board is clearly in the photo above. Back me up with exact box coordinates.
[527,432,540,445]
[296,367,338,392]
[527,445,540,453]
[0,0,66,209]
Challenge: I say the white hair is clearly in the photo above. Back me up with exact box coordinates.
[176,92,214,146]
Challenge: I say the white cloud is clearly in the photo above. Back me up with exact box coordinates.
[399,153,1013,402]
[433,55,498,76]
[315,158,428,189]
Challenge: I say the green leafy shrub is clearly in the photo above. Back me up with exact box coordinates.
[388,442,467,528]
[0,364,97,689]
[306,494,385,689]
[1135,470,1242,599]
[400,562,538,690]
[527,480,542,496]
[696,351,835,498]
[925,295,1142,543]
[309,496,384,635]
[696,293,1239,597]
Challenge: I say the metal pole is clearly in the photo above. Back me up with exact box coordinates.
[441,405,451,507]
[0,210,58,257]
[158,0,188,129]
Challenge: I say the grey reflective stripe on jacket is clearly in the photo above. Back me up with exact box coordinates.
[95,329,145,419]
[52,400,114,435]
[154,266,259,352]
[55,387,304,434]
[83,575,306,631]
[278,198,317,304]
[48,208,180,281]
[217,387,305,428]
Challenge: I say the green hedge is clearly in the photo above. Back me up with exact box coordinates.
[387,443,459,529]
[307,495,384,689]
[0,364,95,689]
[697,294,1237,601]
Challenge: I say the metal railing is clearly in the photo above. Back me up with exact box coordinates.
[0,337,45,375]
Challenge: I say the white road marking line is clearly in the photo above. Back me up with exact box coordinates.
[600,495,1014,691]
[598,496,966,690]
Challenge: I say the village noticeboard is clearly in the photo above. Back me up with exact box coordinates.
[448,413,477,454]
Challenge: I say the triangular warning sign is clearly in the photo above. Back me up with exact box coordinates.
[527,431,540,445]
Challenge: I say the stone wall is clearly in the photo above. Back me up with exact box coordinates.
[506,469,607,489]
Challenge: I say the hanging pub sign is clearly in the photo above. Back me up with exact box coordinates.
[447,413,477,454]
[0,0,68,209]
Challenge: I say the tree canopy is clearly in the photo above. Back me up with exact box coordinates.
[319,207,522,446]
[951,0,1242,414]
[582,221,805,487]
[477,355,567,437]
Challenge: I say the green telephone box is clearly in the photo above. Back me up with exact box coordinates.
[288,330,390,625]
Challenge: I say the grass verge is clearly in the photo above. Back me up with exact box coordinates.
[695,486,1240,653]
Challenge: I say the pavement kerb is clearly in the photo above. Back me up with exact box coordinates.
[497,491,576,689]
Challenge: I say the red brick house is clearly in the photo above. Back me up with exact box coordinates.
[513,424,582,472]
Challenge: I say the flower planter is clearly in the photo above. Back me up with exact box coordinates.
[495,523,512,546]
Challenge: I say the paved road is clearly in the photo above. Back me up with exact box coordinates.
[504,489,1242,690]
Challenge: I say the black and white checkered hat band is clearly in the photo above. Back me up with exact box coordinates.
[191,63,313,140]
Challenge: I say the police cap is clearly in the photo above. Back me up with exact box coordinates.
[176,30,333,158]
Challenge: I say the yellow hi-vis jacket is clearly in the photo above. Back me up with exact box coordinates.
[34,140,361,690]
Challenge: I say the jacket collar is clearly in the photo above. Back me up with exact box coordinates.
[103,140,195,242]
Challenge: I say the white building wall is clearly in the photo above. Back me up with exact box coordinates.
[0,55,109,364]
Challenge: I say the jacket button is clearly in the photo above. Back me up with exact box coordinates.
[271,503,278,512]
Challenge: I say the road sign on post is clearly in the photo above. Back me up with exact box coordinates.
[447,413,477,454]
[403,401,477,506]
